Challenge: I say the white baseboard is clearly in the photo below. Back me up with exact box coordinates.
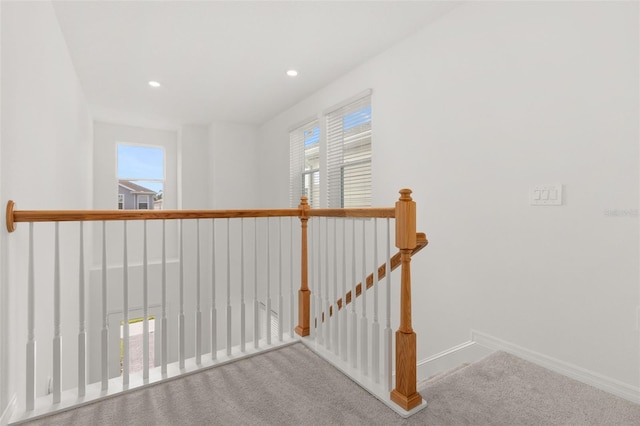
[416,340,494,384]
[0,395,16,426]
[471,329,640,405]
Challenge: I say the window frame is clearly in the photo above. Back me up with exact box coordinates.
[116,143,165,210]
[325,90,372,208]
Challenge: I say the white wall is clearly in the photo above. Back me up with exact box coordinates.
[258,1,639,389]
[0,0,93,412]
[208,122,259,208]
[181,125,210,209]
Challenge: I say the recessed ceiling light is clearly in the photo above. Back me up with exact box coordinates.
[148,80,161,87]
[286,70,298,77]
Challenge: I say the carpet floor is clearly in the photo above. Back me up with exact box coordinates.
[21,343,640,425]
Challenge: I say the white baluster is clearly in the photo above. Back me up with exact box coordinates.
[361,219,368,375]
[316,219,323,345]
[266,218,272,345]
[309,220,315,340]
[162,220,168,373]
[384,218,393,391]
[211,219,217,360]
[290,218,295,339]
[26,222,35,411]
[254,218,259,349]
[341,219,348,362]
[196,220,202,365]
[372,219,380,384]
[123,222,130,386]
[179,219,185,369]
[332,218,339,355]
[78,222,86,396]
[278,217,283,342]
[101,221,109,390]
[143,221,149,380]
[226,218,232,356]
[240,219,246,352]
[53,222,61,403]
[350,219,357,368]
[324,217,330,350]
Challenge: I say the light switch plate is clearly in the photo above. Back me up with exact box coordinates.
[530,184,562,206]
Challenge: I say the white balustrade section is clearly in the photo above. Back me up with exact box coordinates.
[211,219,218,360]
[361,219,369,375]
[309,220,315,339]
[332,218,339,356]
[162,220,168,373]
[290,218,295,339]
[350,219,358,368]
[266,218,272,345]
[303,216,397,397]
[26,223,35,411]
[179,219,185,369]
[278,218,283,342]
[240,219,246,352]
[53,223,61,403]
[341,219,348,362]
[226,219,232,356]
[196,220,202,365]
[78,222,87,397]
[372,219,380,384]
[253,218,259,349]
[324,218,330,350]
[9,205,406,422]
[123,222,130,386]
[385,218,393,391]
[143,221,150,380]
[101,221,109,390]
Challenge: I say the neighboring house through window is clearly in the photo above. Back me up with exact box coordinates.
[118,180,156,210]
[117,144,164,210]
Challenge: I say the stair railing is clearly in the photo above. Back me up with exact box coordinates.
[294,188,427,414]
[5,188,426,422]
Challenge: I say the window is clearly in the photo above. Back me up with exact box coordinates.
[117,145,164,210]
[327,93,372,208]
[137,195,149,210]
[290,119,320,208]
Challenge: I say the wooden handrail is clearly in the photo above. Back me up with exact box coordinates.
[5,204,300,231]
[308,208,395,218]
[5,201,396,233]
[320,233,428,319]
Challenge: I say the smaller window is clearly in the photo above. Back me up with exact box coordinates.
[138,195,149,210]
[117,144,164,210]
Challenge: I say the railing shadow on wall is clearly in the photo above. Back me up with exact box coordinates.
[5,188,427,423]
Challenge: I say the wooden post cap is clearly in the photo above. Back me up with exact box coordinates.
[6,201,16,233]
[398,188,413,201]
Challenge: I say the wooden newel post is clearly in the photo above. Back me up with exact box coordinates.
[390,188,422,411]
[295,196,311,336]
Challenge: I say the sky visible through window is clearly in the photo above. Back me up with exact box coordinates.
[303,105,371,147]
[117,145,164,193]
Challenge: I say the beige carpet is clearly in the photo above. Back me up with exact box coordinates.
[20,343,640,425]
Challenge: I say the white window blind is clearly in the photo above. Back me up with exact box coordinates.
[326,94,372,208]
[289,119,320,208]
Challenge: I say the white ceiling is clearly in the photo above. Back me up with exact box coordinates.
[52,1,459,126]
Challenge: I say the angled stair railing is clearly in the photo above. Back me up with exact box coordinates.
[319,232,428,318]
